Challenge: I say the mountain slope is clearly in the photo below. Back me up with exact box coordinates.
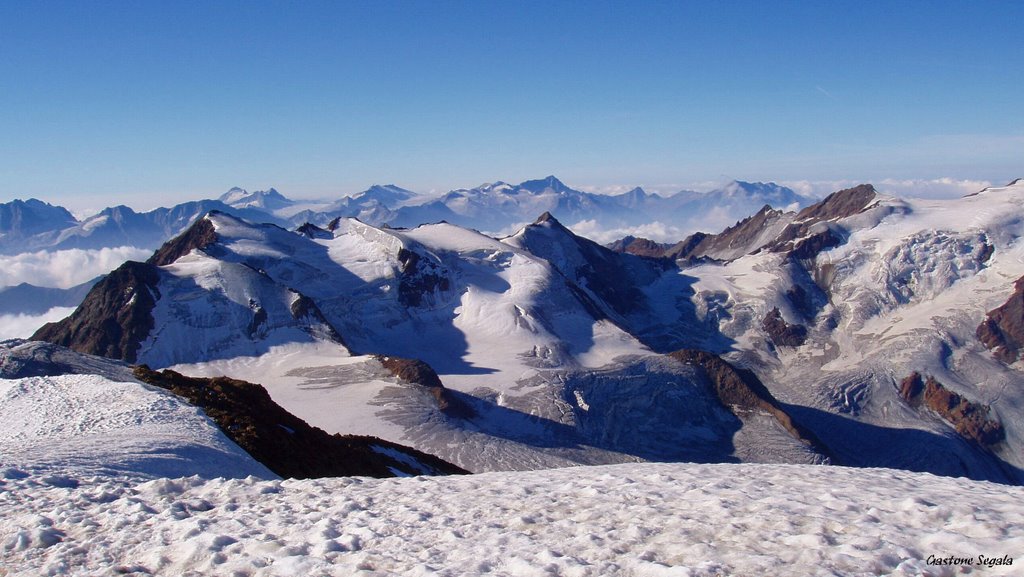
[0,341,274,480]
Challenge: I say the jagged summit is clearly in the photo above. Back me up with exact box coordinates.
[519,175,571,194]
[794,183,876,222]
[218,187,293,211]
[533,211,560,225]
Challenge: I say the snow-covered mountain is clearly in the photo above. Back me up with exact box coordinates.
[0,177,815,258]
[0,198,288,255]
[30,180,1024,483]
[0,197,78,249]
[218,187,295,211]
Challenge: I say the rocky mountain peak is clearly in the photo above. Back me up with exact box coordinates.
[147,214,219,267]
[795,184,877,222]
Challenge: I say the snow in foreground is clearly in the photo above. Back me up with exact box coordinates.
[2,463,1021,577]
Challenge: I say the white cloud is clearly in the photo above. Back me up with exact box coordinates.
[0,247,151,289]
[569,220,689,245]
[779,178,994,200]
[0,306,77,340]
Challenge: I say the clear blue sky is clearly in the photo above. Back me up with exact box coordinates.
[1,0,1021,209]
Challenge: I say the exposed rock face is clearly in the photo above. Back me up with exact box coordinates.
[761,308,808,346]
[668,205,786,261]
[977,275,1024,363]
[898,372,1005,447]
[663,232,710,261]
[290,294,345,345]
[786,227,844,261]
[668,350,828,456]
[148,215,218,266]
[375,355,475,419]
[794,184,877,223]
[132,366,467,479]
[606,236,672,258]
[767,185,876,258]
[32,261,161,363]
[296,222,332,240]
[899,372,925,401]
[397,247,451,307]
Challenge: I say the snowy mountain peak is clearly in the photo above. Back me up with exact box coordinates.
[218,187,293,211]
[350,184,418,207]
[533,211,564,227]
[0,198,79,239]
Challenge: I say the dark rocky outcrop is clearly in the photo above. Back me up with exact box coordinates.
[898,372,1004,447]
[786,227,845,261]
[147,215,218,266]
[32,261,161,363]
[397,247,450,307]
[794,184,877,223]
[767,185,876,259]
[296,222,333,240]
[977,275,1024,363]
[375,355,475,419]
[132,366,468,478]
[667,205,786,261]
[761,307,808,346]
[606,236,672,258]
[668,350,829,456]
[899,372,925,401]
[290,294,345,344]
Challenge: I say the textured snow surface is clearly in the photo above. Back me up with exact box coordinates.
[0,374,274,480]
[2,463,1022,576]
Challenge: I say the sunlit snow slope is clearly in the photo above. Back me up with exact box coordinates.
[0,341,274,480]
[2,462,1021,577]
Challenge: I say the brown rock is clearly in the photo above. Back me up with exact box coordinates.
[668,349,829,455]
[898,372,1004,447]
[32,261,160,363]
[761,307,808,346]
[375,355,475,419]
[977,275,1024,363]
[148,215,218,266]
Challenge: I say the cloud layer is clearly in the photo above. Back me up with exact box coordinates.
[0,307,77,340]
[0,247,151,289]
[781,177,993,200]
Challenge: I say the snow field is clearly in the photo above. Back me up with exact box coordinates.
[2,463,1021,577]
[0,374,273,480]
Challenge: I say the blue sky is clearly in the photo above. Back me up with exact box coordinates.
[1,1,1021,210]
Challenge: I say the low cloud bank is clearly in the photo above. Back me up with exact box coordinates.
[0,307,77,340]
[0,247,150,289]
[783,177,993,200]
[570,220,688,245]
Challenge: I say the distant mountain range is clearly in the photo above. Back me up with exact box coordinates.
[0,177,816,255]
